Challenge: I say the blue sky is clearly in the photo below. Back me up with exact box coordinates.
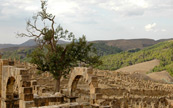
[0,0,173,44]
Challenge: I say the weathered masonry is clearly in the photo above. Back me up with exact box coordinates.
[0,59,65,108]
[0,59,35,108]
[1,58,173,108]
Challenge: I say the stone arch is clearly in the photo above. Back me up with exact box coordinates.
[6,77,16,98]
[6,76,19,108]
[68,67,100,104]
[71,75,83,96]
[68,67,93,95]
[1,63,33,108]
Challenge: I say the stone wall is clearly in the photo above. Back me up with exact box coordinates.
[1,58,173,108]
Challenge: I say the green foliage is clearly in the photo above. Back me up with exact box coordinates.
[128,48,140,53]
[99,41,173,75]
[17,0,101,92]
[1,42,122,62]
[1,48,34,62]
[28,36,102,79]
[92,42,122,56]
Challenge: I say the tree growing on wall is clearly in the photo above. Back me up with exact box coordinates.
[18,1,102,92]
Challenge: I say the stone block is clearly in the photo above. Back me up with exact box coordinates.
[87,68,93,74]
[21,87,33,94]
[20,69,28,75]
[90,93,102,100]
[25,101,34,108]
[31,80,37,86]
[91,76,98,82]
[2,60,9,65]
[9,61,14,66]
[21,81,31,87]
[94,88,101,93]
[100,106,111,108]
[20,93,33,101]
[90,81,98,88]
[20,75,29,81]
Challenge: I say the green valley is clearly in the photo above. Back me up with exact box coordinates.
[99,40,173,75]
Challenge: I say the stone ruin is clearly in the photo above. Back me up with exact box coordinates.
[1,58,173,108]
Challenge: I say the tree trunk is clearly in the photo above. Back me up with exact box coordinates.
[54,77,61,93]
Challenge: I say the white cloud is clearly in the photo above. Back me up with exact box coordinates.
[0,0,173,43]
[161,29,167,32]
[145,23,157,32]
[131,26,135,30]
[129,0,149,8]
[98,0,149,16]
[47,0,79,15]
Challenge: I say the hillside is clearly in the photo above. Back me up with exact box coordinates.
[0,44,18,49]
[1,47,34,61]
[114,59,173,83]
[116,59,160,74]
[99,40,173,75]
[1,38,173,51]
[19,39,69,47]
[147,71,173,83]
[1,38,172,60]
[92,38,173,51]
[0,42,122,61]
[92,42,122,56]
[1,38,173,73]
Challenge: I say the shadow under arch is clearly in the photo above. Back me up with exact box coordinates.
[71,75,90,103]
[68,67,99,105]
[6,77,19,108]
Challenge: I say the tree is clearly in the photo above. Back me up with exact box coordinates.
[18,1,102,92]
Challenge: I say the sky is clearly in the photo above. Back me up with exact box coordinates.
[0,0,173,44]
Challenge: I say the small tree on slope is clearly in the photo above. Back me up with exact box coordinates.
[18,1,102,92]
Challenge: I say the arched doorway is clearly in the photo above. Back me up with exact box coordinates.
[6,77,19,108]
[71,75,90,104]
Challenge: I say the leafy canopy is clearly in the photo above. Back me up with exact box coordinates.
[18,1,102,80]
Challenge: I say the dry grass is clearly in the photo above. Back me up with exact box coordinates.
[116,59,160,74]
[147,71,173,83]
[115,59,173,83]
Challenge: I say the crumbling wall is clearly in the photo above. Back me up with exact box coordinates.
[1,58,173,108]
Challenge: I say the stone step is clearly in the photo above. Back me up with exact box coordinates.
[23,101,34,108]
[20,93,33,101]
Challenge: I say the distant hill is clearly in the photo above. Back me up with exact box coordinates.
[0,41,123,61]
[0,39,69,50]
[19,39,69,47]
[92,38,173,51]
[0,39,69,61]
[0,44,18,49]
[1,38,173,51]
[1,38,173,69]
[92,42,122,56]
[19,39,37,47]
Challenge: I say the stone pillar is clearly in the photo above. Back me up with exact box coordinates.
[0,59,2,97]
[18,69,34,108]
[0,59,9,108]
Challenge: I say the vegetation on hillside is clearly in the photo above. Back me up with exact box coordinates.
[1,39,173,76]
[0,42,122,61]
[92,42,122,56]
[1,48,33,61]
[99,41,173,75]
